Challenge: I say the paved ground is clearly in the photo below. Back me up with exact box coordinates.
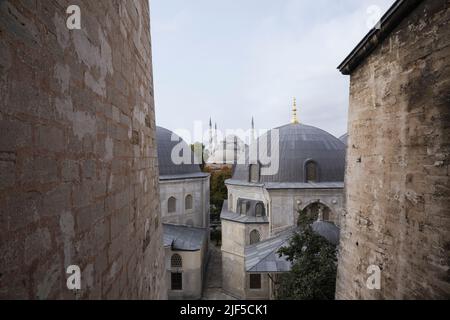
[202,244,237,300]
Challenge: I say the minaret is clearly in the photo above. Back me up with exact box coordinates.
[251,116,255,142]
[214,122,218,152]
[291,97,299,124]
[208,117,213,155]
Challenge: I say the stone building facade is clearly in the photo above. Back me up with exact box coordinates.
[156,126,210,300]
[0,0,166,299]
[221,119,346,299]
[336,0,450,299]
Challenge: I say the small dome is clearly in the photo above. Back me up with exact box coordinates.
[156,126,201,176]
[231,123,346,183]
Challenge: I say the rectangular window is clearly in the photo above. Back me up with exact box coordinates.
[171,272,182,290]
[249,274,261,289]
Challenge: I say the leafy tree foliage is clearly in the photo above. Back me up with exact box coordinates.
[204,166,233,221]
[190,142,207,170]
[276,209,338,300]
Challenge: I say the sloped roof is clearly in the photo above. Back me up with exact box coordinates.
[220,200,269,224]
[163,224,207,251]
[245,228,296,273]
[244,222,341,273]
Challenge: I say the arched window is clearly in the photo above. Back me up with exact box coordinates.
[249,164,259,183]
[255,203,265,217]
[249,230,261,245]
[168,197,177,213]
[229,194,233,211]
[185,194,193,210]
[171,253,182,268]
[305,161,318,183]
[299,202,333,225]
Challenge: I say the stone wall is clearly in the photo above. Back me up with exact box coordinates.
[160,177,210,228]
[0,0,166,299]
[269,188,344,233]
[165,248,205,300]
[221,220,247,297]
[336,0,450,299]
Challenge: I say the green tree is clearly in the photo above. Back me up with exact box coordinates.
[276,209,337,300]
[190,142,207,170]
[204,166,232,221]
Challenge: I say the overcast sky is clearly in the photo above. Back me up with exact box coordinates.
[150,0,395,143]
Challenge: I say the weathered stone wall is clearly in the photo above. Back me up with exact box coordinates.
[221,220,247,298]
[0,0,166,299]
[160,177,210,228]
[224,182,344,299]
[165,248,204,300]
[336,0,450,299]
[269,188,344,232]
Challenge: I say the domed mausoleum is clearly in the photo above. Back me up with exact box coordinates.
[156,126,210,300]
[220,100,346,299]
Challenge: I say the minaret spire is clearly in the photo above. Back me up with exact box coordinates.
[251,117,255,141]
[208,117,213,154]
[291,97,299,124]
[214,123,218,152]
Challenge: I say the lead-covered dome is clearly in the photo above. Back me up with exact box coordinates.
[156,126,201,177]
[231,123,346,183]
[207,135,247,165]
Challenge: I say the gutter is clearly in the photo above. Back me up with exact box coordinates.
[338,0,424,75]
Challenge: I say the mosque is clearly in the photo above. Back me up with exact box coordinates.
[220,99,347,299]
[156,126,210,300]
[205,118,251,170]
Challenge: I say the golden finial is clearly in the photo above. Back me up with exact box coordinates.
[291,97,299,124]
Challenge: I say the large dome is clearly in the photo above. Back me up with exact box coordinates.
[231,123,346,183]
[156,126,201,176]
[207,135,247,165]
